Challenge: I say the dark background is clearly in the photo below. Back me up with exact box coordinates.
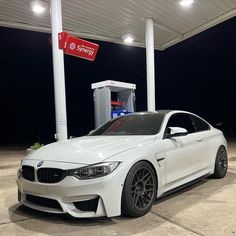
[0,16,236,146]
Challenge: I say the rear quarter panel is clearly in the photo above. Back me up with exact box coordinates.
[207,127,227,173]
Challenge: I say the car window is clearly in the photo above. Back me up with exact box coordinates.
[89,113,165,136]
[190,115,210,132]
[166,113,195,134]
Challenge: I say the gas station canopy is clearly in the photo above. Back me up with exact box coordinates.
[1,0,236,141]
[0,0,236,50]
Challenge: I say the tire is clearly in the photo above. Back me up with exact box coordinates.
[213,146,228,179]
[121,161,157,217]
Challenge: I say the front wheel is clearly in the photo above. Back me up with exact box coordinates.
[121,161,157,217]
[213,146,228,179]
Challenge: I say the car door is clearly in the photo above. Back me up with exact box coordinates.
[189,114,212,171]
[163,113,205,185]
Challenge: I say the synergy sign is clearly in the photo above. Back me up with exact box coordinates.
[58,32,99,61]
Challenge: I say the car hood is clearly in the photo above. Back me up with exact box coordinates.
[26,135,156,165]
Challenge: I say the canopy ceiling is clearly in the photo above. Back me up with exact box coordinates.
[0,0,236,49]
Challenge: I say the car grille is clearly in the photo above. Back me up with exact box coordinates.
[26,194,62,210]
[74,197,99,212]
[37,168,66,183]
[22,165,35,181]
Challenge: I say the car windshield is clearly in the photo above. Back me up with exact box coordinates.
[89,113,165,136]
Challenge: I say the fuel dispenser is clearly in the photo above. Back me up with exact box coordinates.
[91,80,136,128]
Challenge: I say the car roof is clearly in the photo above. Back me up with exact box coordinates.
[131,110,182,115]
[129,110,211,126]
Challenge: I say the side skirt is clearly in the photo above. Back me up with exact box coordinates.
[156,173,211,202]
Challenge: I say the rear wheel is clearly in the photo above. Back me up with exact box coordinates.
[121,161,157,217]
[213,146,228,179]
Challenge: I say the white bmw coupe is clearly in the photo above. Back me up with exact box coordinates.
[17,110,228,218]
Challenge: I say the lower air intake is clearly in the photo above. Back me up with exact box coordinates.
[74,197,99,212]
[26,194,62,211]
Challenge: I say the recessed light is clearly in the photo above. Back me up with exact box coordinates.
[31,0,47,14]
[121,33,135,44]
[179,0,194,7]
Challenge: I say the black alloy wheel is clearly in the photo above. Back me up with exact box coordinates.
[213,146,228,179]
[121,161,157,217]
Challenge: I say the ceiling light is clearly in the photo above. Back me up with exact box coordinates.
[179,0,194,7]
[31,0,47,14]
[121,33,135,44]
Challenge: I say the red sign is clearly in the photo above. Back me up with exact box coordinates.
[58,32,68,49]
[111,100,124,106]
[58,32,99,61]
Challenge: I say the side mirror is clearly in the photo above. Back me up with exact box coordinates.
[165,127,188,139]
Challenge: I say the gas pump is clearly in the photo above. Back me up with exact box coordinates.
[91,80,136,128]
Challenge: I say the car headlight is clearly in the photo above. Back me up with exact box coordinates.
[68,162,120,179]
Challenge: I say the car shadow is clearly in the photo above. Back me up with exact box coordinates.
[8,204,114,225]
[151,171,236,215]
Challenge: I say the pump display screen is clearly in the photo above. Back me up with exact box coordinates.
[89,113,165,136]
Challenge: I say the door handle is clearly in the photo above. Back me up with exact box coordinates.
[196,138,202,142]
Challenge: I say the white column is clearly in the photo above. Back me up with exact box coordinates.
[50,0,68,141]
[145,18,156,111]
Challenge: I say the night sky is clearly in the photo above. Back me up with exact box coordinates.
[0,16,236,146]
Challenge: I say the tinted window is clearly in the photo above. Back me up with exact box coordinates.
[166,113,195,134]
[190,115,210,132]
[89,113,165,135]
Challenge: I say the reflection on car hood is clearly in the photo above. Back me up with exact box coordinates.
[25,135,156,165]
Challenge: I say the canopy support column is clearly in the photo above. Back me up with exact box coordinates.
[50,0,68,141]
[145,18,156,111]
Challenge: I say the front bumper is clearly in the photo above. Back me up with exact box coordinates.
[17,160,128,218]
